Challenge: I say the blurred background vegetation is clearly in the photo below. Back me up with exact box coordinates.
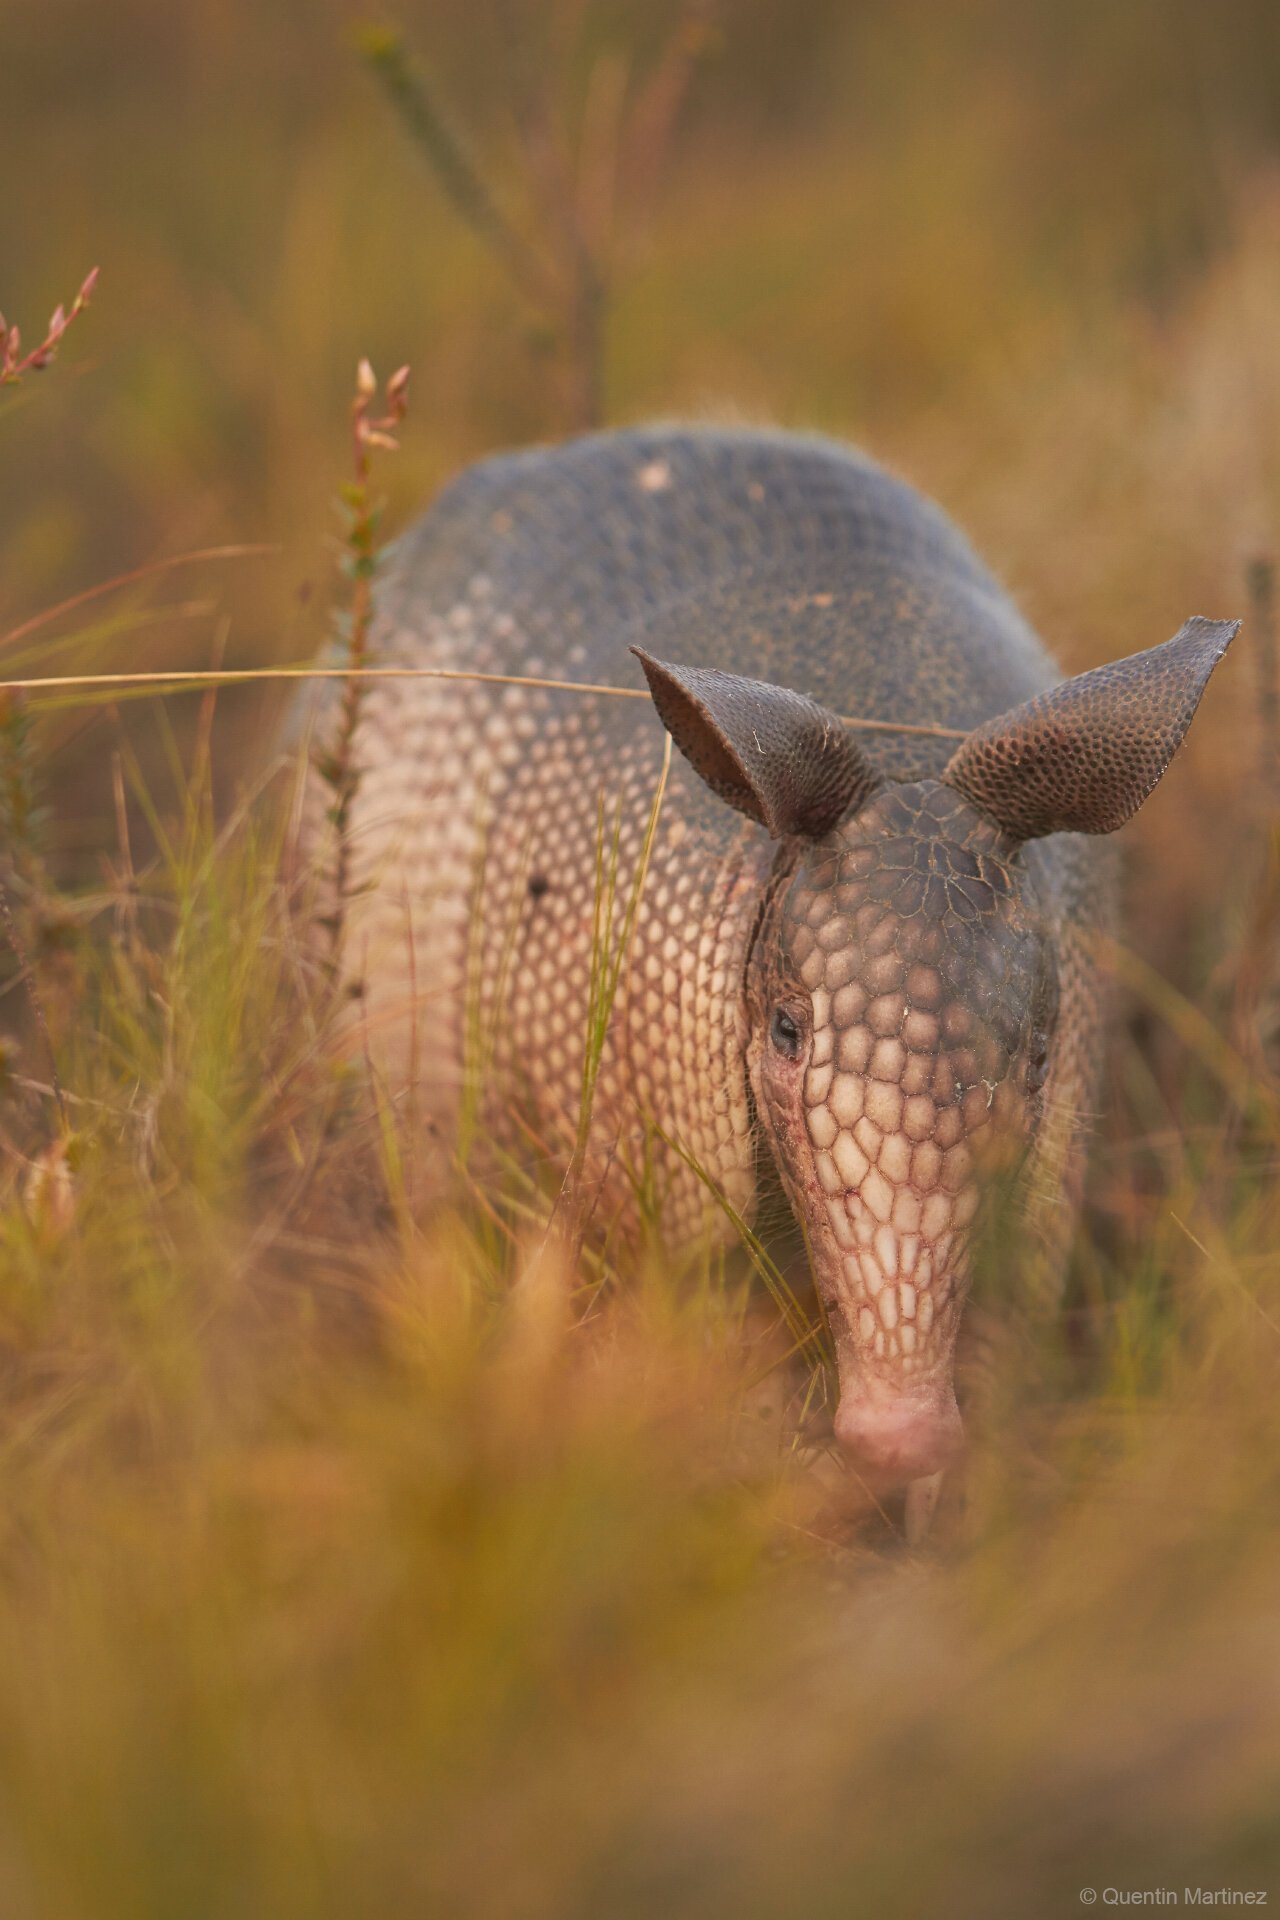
[2,2,1280,1914]
[0,1,1274,890]
[3,0,1280,938]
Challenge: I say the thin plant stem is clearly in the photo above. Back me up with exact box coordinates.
[0,266,99,386]
[0,546,276,657]
[0,663,971,742]
[359,29,559,313]
[314,359,410,969]
[0,881,66,1133]
[1246,554,1280,805]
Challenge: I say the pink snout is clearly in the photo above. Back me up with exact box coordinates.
[833,1382,964,1481]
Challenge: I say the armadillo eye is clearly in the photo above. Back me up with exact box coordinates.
[769,1007,803,1060]
[1027,1037,1050,1095]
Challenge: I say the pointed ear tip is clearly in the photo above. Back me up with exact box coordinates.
[631,646,678,692]
[1182,614,1243,658]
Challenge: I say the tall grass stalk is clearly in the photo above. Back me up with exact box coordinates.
[0,266,100,1148]
[360,9,722,431]
[312,357,410,972]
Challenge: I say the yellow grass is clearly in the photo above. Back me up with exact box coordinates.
[2,3,1280,1911]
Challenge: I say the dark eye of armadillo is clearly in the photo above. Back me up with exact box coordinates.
[769,1007,803,1060]
[1027,1035,1050,1094]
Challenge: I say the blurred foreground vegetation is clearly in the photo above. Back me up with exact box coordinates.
[1,1,1280,1913]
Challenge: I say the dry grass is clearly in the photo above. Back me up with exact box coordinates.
[0,762,1276,1917]
[2,2,1280,1911]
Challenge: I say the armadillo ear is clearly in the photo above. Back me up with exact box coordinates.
[942,616,1239,841]
[632,649,879,839]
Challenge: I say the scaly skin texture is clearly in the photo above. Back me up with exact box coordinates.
[748,781,1065,1477]
[302,426,1229,1483]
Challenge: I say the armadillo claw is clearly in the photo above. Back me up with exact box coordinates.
[903,1470,945,1545]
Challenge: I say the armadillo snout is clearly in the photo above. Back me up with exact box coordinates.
[833,1377,964,1480]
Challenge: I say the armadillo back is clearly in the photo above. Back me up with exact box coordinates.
[310,428,1087,1234]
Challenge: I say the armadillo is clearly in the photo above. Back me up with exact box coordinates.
[306,426,1235,1494]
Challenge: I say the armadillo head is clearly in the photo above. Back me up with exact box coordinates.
[635,616,1237,1486]
[748,779,1051,1480]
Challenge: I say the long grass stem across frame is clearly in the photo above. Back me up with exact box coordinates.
[0,663,970,742]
